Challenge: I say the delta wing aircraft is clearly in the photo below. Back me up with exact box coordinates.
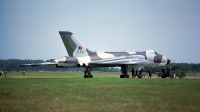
[20,31,171,78]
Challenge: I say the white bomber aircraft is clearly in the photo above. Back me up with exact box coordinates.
[20,31,171,78]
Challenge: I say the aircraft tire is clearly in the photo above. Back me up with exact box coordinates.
[84,75,93,78]
[138,75,142,78]
[120,75,124,78]
[90,75,93,78]
[161,75,166,78]
[126,75,129,78]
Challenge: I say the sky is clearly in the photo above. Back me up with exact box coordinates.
[0,0,200,63]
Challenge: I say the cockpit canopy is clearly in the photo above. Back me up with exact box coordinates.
[146,50,158,54]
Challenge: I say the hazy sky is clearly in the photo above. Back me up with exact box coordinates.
[0,0,200,63]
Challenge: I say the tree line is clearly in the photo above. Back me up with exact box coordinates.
[0,59,200,73]
[0,59,119,72]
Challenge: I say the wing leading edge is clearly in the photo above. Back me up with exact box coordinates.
[20,62,56,67]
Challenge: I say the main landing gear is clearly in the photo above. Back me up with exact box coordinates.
[120,65,129,78]
[84,67,93,78]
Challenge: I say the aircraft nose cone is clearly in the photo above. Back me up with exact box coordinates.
[167,59,171,65]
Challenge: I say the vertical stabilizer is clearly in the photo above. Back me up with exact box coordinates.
[59,31,90,57]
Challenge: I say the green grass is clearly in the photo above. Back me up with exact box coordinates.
[0,72,200,112]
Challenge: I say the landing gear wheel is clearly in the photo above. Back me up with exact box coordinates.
[161,75,166,78]
[125,75,129,78]
[138,75,142,78]
[84,75,93,78]
[120,75,129,78]
[120,75,124,78]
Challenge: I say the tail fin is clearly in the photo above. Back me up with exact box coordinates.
[59,31,90,57]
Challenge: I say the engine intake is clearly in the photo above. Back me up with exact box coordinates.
[65,57,78,63]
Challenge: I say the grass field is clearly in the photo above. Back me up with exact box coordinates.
[0,72,200,112]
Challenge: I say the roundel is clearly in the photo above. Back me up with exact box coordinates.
[154,56,158,62]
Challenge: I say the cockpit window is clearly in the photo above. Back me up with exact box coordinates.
[146,50,158,54]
